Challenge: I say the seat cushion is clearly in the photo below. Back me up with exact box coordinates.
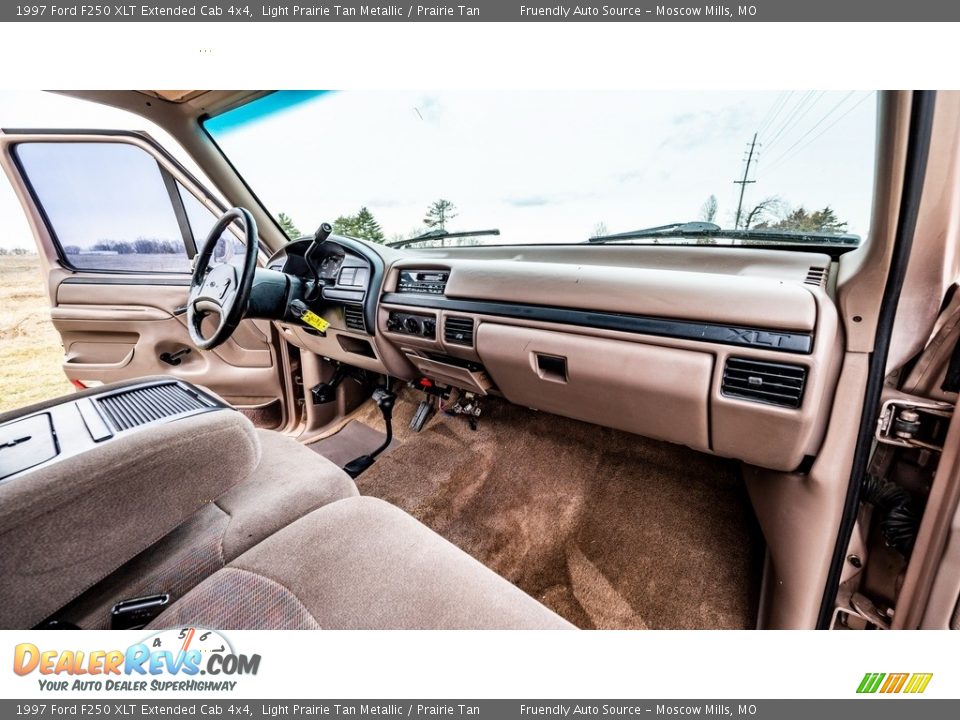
[149,496,574,630]
[216,429,360,562]
[51,429,358,629]
[0,409,261,630]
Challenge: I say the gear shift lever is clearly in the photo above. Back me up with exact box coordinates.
[343,387,396,478]
[304,222,333,303]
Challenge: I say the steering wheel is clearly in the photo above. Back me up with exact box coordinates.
[187,207,259,351]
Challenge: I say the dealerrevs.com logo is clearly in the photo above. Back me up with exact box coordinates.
[13,628,261,692]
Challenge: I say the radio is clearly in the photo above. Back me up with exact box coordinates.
[397,269,449,295]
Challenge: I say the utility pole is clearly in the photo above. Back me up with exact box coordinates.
[733,133,758,229]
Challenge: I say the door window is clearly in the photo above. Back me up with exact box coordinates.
[177,183,246,267]
[15,142,193,273]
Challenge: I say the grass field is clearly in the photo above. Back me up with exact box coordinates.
[0,255,73,413]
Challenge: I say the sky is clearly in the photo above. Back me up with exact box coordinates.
[0,90,878,250]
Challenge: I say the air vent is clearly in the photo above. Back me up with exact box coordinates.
[804,266,828,287]
[95,383,212,432]
[343,305,366,332]
[721,358,807,409]
[444,316,475,346]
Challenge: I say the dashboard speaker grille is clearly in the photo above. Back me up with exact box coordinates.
[444,316,475,346]
[721,357,807,409]
[343,305,366,332]
[95,383,212,432]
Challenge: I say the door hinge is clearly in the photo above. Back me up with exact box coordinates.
[876,398,953,452]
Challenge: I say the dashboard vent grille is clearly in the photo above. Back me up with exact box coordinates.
[444,317,475,346]
[95,383,211,432]
[343,305,366,332]
[721,358,807,409]
[804,266,828,287]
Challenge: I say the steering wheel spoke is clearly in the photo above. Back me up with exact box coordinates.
[186,208,259,351]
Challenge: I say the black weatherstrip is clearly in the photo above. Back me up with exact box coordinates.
[816,91,937,629]
[381,292,813,354]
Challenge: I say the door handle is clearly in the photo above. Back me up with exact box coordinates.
[159,348,192,366]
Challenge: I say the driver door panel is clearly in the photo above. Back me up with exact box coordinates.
[0,130,286,423]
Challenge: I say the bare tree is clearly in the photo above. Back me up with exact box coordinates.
[423,199,458,230]
[742,196,785,229]
[700,195,718,223]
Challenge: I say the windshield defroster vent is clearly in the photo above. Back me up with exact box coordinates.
[343,305,366,332]
[804,266,828,287]
[444,317,475,346]
[94,382,215,432]
[721,358,807,409]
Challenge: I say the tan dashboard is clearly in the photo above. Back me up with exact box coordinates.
[275,244,842,473]
[373,247,842,473]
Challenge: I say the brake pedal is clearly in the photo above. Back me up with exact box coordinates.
[410,399,435,432]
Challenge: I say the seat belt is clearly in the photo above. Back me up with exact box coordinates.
[901,285,960,400]
[941,333,960,393]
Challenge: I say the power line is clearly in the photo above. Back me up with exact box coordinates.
[761,91,814,148]
[757,91,793,140]
[764,91,826,153]
[763,91,856,169]
[764,92,875,175]
[756,91,790,138]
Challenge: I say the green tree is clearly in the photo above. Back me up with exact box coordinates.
[354,207,385,243]
[276,213,302,240]
[332,206,386,244]
[423,199,458,230]
[756,205,848,234]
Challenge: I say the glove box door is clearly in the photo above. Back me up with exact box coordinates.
[476,323,713,451]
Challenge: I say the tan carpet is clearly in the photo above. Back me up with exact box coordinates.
[349,388,763,630]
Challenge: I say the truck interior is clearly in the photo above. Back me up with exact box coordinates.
[0,89,958,630]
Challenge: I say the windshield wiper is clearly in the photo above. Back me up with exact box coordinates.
[387,228,500,249]
[587,221,860,246]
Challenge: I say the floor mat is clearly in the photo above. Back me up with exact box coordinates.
[307,420,395,468]
[352,389,764,630]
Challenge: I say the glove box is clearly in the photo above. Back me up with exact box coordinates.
[476,324,712,450]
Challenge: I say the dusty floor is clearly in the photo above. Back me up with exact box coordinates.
[348,388,764,630]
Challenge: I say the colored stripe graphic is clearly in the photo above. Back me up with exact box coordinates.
[883,673,908,693]
[857,673,885,693]
[904,673,933,694]
[857,672,932,694]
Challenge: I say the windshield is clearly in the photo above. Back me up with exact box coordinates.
[204,90,877,249]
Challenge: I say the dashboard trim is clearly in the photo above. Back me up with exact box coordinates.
[381,292,814,354]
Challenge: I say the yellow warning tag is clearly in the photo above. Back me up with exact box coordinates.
[300,310,330,333]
